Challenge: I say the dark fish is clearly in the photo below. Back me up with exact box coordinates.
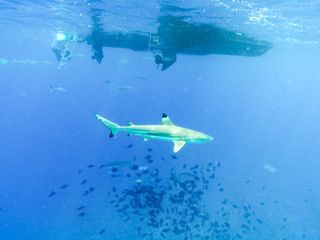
[60,184,68,189]
[147,148,153,152]
[126,144,134,148]
[191,165,199,170]
[161,157,165,161]
[81,179,88,185]
[111,167,119,173]
[99,228,106,234]
[131,164,139,171]
[241,224,250,230]
[145,155,152,160]
[78,169,82,174]
[222,199,228,204]
[89,187,95,192]
[171,155,177,159]
[82,190,89,196]
[256,218,263,224]
[77,206,86,211]
[105,160,130,168]
[112,187,117,192]
[48,191,56,198]
[99,164,106,169]
[126,173,132,177]
[87,164,94,168]
[78,212,86,217]
[137,76,146,81]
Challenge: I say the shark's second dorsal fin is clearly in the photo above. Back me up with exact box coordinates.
[128,121,134,126]
[161,113,174,125]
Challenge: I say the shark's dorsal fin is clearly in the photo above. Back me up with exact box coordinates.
[128,121,134,126]
[173,141,186,153]
[161,113,174,125]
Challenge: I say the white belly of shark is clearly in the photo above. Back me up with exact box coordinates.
[96,113,213,153]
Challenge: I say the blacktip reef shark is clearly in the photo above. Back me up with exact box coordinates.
[96,113,213,153]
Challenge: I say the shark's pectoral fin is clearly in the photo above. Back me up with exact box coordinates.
[144,138,149,141]
[173,141,186,153]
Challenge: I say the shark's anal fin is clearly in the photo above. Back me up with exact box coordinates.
[162,113,174,125]
[173,141,186,153]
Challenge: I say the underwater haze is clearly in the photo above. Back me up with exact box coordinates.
[1,0,320,240]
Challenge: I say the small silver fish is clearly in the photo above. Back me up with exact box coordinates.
[50,85,67,93]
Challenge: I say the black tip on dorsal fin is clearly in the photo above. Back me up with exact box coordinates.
[109,132,114,138]
[162,113,167,118]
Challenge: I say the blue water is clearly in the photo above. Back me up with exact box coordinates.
[1,1,320,239]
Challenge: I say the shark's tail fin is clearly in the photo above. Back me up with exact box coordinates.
[96,114,120,137]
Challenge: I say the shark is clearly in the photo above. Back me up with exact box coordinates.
[96,113,213,153]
